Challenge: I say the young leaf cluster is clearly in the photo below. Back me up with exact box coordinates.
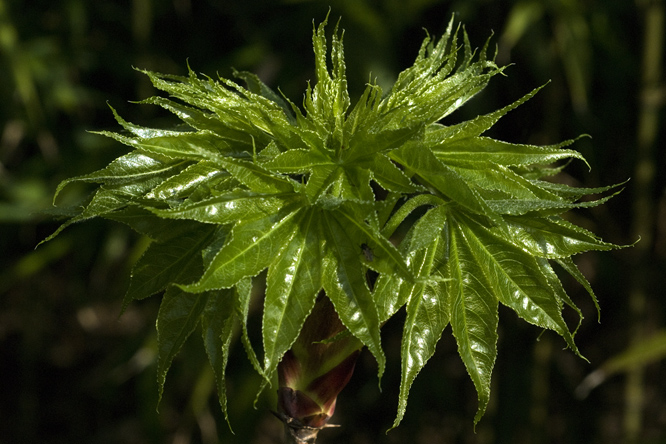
[45,17,623,428]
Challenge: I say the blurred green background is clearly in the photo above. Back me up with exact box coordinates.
[1,0,664,443]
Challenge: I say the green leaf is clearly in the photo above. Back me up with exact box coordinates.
[512,162,569,180]
[391,143,499,223]
[534,179,625,201]
[405,204,449,252]
[234,277,266,379]
[506,215,620,258]
[392,237,450,429]
[486,190,619,216]
[308,16,350,144]
[54,152,186,202]
[232,69,295,122]
[264,148,332,175]
[139,95,259,147]
[139,67,291,147]
[333,165,375,202]
[42,15,627,432]
[428,84,545,142]
[343,81,382,137]
[372,273,404,325]
[42,178,164,245]
[201,288,237,428]
[218,156,296,194]
[374,203,449,324]
[378,21,502,128]
[305,164,341,201]
[96,128,229,162]
[262,208,322,379]
[156,286,210,404]
[145,161,229,202]
[333,204,411,279]
[149,191,295,225]
[104,206,202,241]
[433,137,587,168]
[536,257,584,334]
[451,211,579,355]
[123,225,216,311]
[344,125,423,163]
[381,194,445,238]
[445,213,499,424]
[555,256,600,321]
[321,213,385,381]
[363,153,420,194]
[181,208,300,292]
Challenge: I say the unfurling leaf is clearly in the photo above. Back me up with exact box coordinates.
[43,13,628,434]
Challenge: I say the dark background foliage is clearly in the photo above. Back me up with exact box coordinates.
[1,0,664,443]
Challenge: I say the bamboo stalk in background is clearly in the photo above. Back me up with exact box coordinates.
[626,0,664,442]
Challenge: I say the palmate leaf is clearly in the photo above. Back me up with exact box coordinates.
[450,210,579,353]
[42,14,628,434]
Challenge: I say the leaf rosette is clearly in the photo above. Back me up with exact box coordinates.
[44,15,625,431]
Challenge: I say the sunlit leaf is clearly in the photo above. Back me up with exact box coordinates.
[392,236,449,429]
[427,84,545,142]
[149,191,295,225]
[391,143,500,222]
[433,137,587,168]
[451,211,579,355]
[145,161,229,202]
[507,215,620,258]
[43,15,627,433]
[181,208,300,292]
[321,213,385,381]
[445,212,499,424]
[262,208,322,380]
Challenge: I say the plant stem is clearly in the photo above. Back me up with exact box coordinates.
[278,416,340,444]
[280,418,322,444]
[276,293,362,443]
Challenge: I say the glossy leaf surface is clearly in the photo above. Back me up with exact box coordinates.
[45,15,625,431]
